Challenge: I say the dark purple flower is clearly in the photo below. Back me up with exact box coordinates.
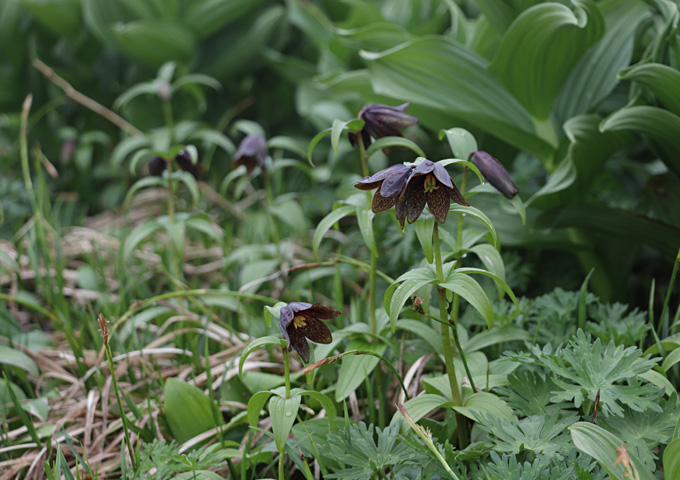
[472,151,518,199]
[232,134,268,174]
[148,155,167,176]
[279,302,340,363]
[174,150,202,178]
[348,103,418,148]
[355,160,468,228]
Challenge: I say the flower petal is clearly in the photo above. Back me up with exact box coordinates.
[395,198,407,229]
[287,327,310,363]
[431,162,453,189]
[427,185,450,223]
[302,318,333,345]
[380,164,413,197]
[279,305,295,343]
[356,164,407,187]
[305,303,342,320]
[372,189,399,213]
[447,184,469,206]
[405,179,427,223]
[414,160,435,175]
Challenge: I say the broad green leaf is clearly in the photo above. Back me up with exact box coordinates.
[189,129,235,155]
[600,106,680,179]
[231,119,265,138]
[267,136,308,159]
[239,336,285,379]
[439,128,478,161]
[355,205,378,258]
[638,370,675,397]
[662,348,680,373]
[464,326,530,353]
[453,392,514,422]
[312,205,355,259]
[336,22,411,51]
[570,422,655,480]
[158,215,186,256]
[473,0,519,34]
[364,136,425,158]
[469,244,506,298]
[619,63,680,118]
[124,176,167,208]
[555,0,650,124]
[22,0,80,36]
[269,394,301,452]
[269,199,310,235]
[186,215,224,244]
[490,0,605,120]
[439,273,494,328]
[113,81,158,111]
[414,216,436,264]
[164,378,218,444]
[121,220,162,262]
[112,20,197,65]
[184,0,264,37]
[390,393,452,426]
[535,204,680,257]
[176,171,199,207]
[335,339,386,401]
[0,379,26,411]
[395,319,442,354]
[360,37,554,159]
[0,346,39,376]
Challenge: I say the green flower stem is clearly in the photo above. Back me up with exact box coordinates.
[278,450,285,480]
[433,223,467,448]
[357,133,378,335]
[283,346,291,399]
[264,170,282,258]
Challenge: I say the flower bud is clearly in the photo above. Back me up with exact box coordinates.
[472,151,519,199]
[148,156,166,176]
[175,150,202,178]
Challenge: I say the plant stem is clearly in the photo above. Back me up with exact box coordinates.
[433,223,468,448]
[357,134,378,334]
[104,343,137,471]
[278,450,285,480]
[283,347,291,399]
[264,170,282,258]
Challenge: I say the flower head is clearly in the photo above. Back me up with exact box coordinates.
[349,103,418,148]
[232,134,268,174]
[279,302,340,363]
[472,151,518,199]
[355,160,468,228]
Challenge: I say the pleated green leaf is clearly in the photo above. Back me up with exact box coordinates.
[112,20,197,65]
[164,378,218,444]
[360,37,554,159]
[555,0,651,124]
[618,63,680,117]
[490,0,605,120]
[600,106,680,178]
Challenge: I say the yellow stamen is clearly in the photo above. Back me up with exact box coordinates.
[424,173,439,193]
[293,315,307,329]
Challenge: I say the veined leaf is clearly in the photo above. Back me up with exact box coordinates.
[360,37,554,159]
[312,205,356,260]
[164,379,218,444]
[439,273,494,328]
[618,62,680,118]
[335,339,386,401]
[490,0,605,120]
[270,393,301,452]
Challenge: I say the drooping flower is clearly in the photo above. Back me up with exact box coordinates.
[278,302,340,363]
[472,151,519,199]
[355,160,468,227]
[348,102,418,148]
[232,134,268,174]
[148,150,202,178]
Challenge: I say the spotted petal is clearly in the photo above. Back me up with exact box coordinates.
[302,317,333,345]
[372,189,399,213]
[427,185,450,223]
[447,184,469,206]
[405,178,427,223]
[305,303,342,320]
[431,162,453,189]
[380,164,413,197]
[287,327,310,363]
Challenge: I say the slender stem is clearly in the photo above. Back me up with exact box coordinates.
[283,347,291,399]
[105,343,137,471]
[357,133,378,334]
[434,223,468,448]
[264,170,282,258]
[278,450,285,480]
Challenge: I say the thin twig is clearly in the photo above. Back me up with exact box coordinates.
[32,58,143,137]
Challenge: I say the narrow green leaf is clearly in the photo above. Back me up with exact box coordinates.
[231,119,265,137]
[453,392,514,421]
[449,205,499,248]
[112,20,197,65]
[464,326,530,353]
[664,437,680,480]
[570,422,655,480]
[270,394,301,452]
[356,205,378,258]
[578,269,595,331]
[335,339,387,401]
[455,267,518,310]
[439,273,494,328]
[469,244,506,298]
[526,156,576,206]
[175,171,200,206]
[164,378,218,444]
[239,336,284,379]
[414,216,436,264]
[390,394,452,426]
[247,390,273,427]
[298,391,336,431]
[124,176,167,208]
[122,220,162,262]
[364,136,425,158]
[389,278,433,332]
[185,215,224,244]
[312,205,355,260]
